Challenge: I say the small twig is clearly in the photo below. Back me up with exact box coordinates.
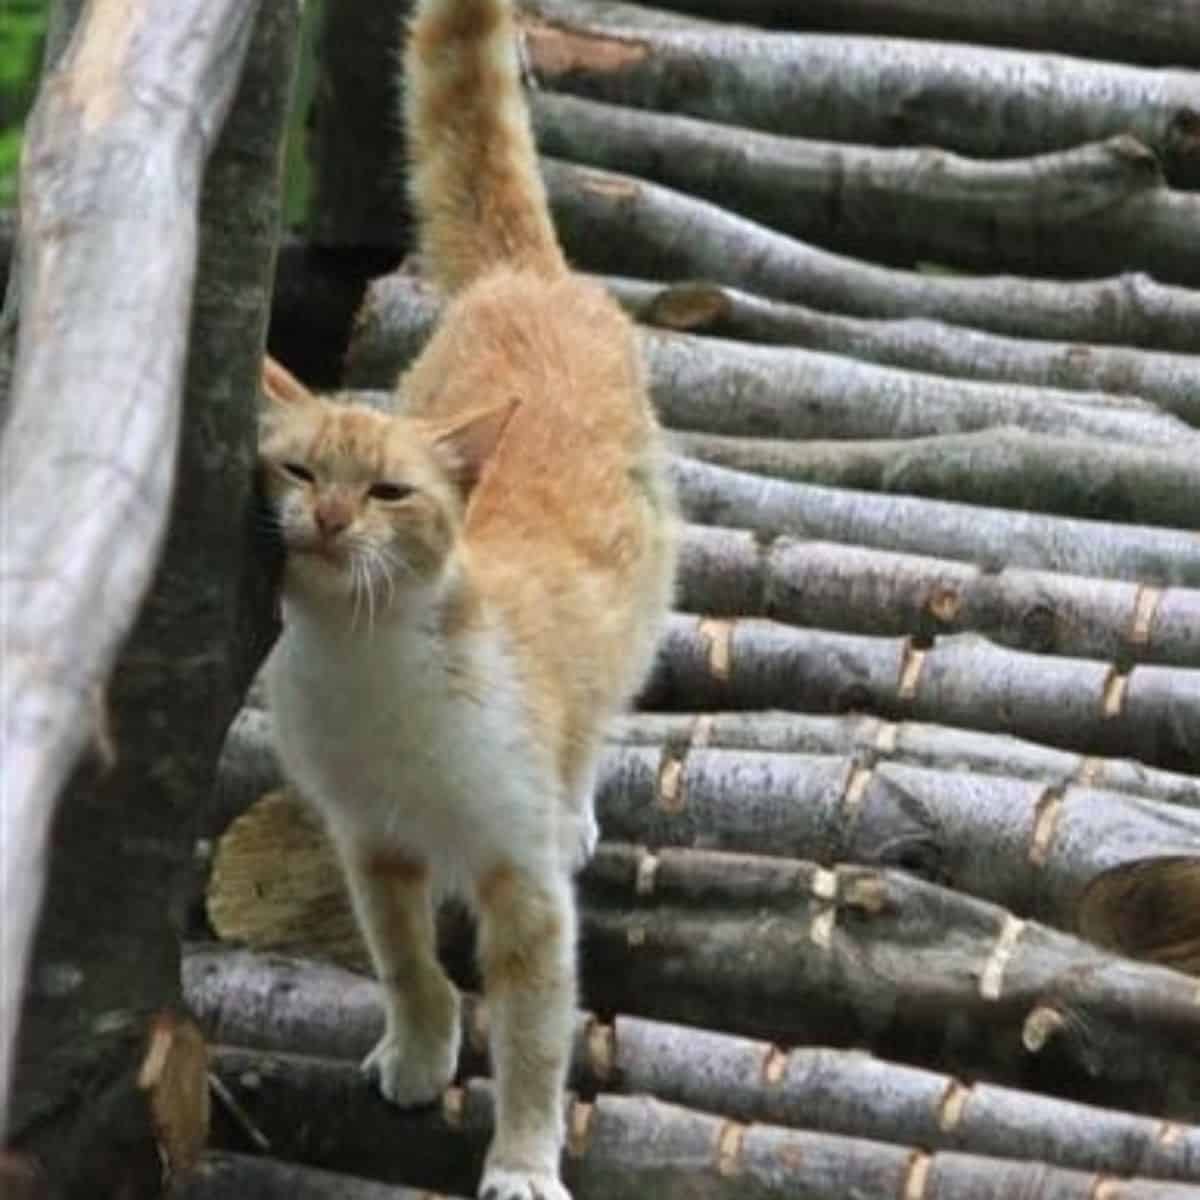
[208,1069,272,1152]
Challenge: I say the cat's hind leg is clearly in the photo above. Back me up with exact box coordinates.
[475,862,575,1200]
[341,845,461,1107]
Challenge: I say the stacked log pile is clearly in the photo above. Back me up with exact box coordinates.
[193,1,1200,1197]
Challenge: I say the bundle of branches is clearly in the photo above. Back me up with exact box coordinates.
[204,792,1200,1123]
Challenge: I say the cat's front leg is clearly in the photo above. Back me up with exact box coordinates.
[475,862,576,1200]
[340,844,461,1107]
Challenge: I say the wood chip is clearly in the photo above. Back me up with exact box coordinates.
[568,1100,594,1158]
[935,1079,971,1132]
[898,641,927,702]
[715,1121,746,1176]
[1101,667,1130,719]
[1128,585,1163,646]
[1028,787,1064,867]
[698,618,734,681]
[903,1151,932,1200]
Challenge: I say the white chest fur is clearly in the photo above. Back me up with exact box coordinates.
[266,598,555,890]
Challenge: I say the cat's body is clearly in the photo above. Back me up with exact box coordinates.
[260,0,676,1196]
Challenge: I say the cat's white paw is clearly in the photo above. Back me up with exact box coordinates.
[361,1022,459,1108]
[478,1165,571,1200]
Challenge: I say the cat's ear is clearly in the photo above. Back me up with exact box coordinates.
[432,397,520,496]
[261,355,317,409]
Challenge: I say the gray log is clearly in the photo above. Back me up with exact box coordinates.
[346,272,1194,445]
[641,615,1200,774]
[183,947,1200,1184]
[673,427,1200,528]
[677,526,1200,669]
[542,158,1200,353]
[521,18,1200,187]
[607,712,1200,810]
[638,0,1200,68]
[0,0,263,1138]
[615,279,1200,427]
[177,1154,433,1200]
[535,93,1200,286]
[203,801,1200,1119]
[596,744,1200,967]
[204,1054,1200,1200]
[673,457,1200,587]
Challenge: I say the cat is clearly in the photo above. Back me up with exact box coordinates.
[257,0,678,1194]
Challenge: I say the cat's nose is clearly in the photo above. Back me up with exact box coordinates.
[315,499,352,538]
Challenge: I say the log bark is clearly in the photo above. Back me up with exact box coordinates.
[541,158,1200,354]
[674,458,1200,588]
[621,280,1200,426]
[347,272,1194,445]
[183,947,1200,1184]
[673,428,1200,528]
[608,712,1200,811]
[534,93,1200,286]
[204,708,1200,968]
[676,526,1200,669]
[595,745,1200,967]
[0,0,263,1143]
[521,19,1200,187]
[203,799,1200,1119]
[7,4,299,1193]
[639,0,1200,69]
[204,1057,1200,1200]
[524,0,718,30]
[177,1154,433,1200]
[640,615,1200,774]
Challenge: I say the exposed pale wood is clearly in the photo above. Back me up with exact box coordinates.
[203,800,1200,1117]
[347,272,1194,445]
[640,0,1200,67]
[674,458,1200,587]
[604,278,1200,426]
[536,94,1200,285]
[673,427,1200,528]
[0,0,264,1137]
[184,947,1200,1183]
[542,158,1200,353]
[676,526,1200,668]
[522,19,1200,187]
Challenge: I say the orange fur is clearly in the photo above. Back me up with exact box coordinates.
[260,1,676,1196]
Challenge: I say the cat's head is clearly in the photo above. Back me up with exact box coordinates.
[258,356,514,614]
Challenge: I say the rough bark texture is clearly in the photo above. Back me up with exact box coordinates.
[676,526,1200,669]
[673,458,1200,588]
[0,0,261,1143]
[542,159,1200,353]
[521,19,1200,187]
[6,1,298,1191]
[199,1057,1200,1200]
[609,279,1200,427]
[606,711,1200,810]
[641,0,1200,67]
[206,708,1200,969]
[641,614,1200,774]
[203,800,1200,1121]
[673,428,1200,529]
[535,95,1200,286]
[184,948,1200,1183]
[177,1154,432,1200]
[346,272,1195,445]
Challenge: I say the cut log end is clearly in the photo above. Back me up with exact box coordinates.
[1078,857,1200,975]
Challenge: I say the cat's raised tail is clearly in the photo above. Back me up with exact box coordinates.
[405,0,566,293]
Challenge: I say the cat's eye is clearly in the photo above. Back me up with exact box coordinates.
[282,461,315,484]
[367,482,415,503]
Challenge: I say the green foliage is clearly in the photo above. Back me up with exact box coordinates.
[0,0,49,203]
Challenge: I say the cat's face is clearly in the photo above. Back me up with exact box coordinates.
[258,357,514,615]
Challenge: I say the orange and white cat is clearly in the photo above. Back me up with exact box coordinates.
[258,0,677,1196]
